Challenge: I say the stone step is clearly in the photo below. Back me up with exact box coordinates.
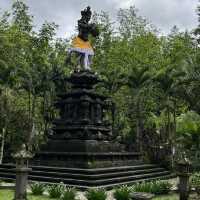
[0,172,16,179]
[0,173,176,190]
[0,163,175,189]
[0,167,166,180]
[0,170,171,186]
[0,163,158,174]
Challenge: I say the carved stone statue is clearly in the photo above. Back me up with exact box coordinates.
[67,6,99,71]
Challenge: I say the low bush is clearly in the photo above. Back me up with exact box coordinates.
[30,182,46,195]
[86,188,107,200]
[190,172,200,195]
[131,180,172,195]
[113,185,131,200]
[191,172,200,186]
[61,187,76,200]
[47,182,65,198]
[150,181,172,195]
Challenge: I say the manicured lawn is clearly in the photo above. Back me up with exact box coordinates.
[153,194,178,200]
[0,190,56,200]
[153,193,198,200]
[0,190,13,200]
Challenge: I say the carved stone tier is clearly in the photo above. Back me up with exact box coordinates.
[52,70,113,141]
[34,151,141,168]
[67,71,101,89]
[33,70,141,169]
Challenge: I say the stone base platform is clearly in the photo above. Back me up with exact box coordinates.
[0,163,175,189]
[32,139,141,168]
[33,151,142,168]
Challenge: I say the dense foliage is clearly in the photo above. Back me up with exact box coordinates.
[0,0,200,165]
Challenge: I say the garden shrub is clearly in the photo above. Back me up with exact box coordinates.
[131,180,172,195]
[86,188,107,200]
[113,185,131,200]
[30,182,46,195]
[190,172,200,195]
[191,172,200,186]
[47,182,65,198]
[61,187,76,200]
[150,181,172,195]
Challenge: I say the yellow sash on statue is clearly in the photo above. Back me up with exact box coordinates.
[72,36,93,50]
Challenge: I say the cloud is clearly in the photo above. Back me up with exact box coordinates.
[24,0,124,37]
[0,0,199,37]
[134,0,199,34]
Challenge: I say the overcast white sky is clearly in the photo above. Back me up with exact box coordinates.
[0,0,199,38]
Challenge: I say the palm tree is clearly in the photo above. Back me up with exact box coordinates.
[127,66,152,152]
[181,44,200,112]
[153,65,186,167]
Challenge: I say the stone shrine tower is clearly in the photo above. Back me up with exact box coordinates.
[0,7,172,189]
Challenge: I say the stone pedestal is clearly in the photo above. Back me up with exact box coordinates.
[176,153,191,200]
[33,70,141,171]
[14,167,31,200]
[12,144,33,200]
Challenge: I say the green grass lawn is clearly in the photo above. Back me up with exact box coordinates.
[153,193,199,200]
[153,194,178,200]
[0,190,56,200]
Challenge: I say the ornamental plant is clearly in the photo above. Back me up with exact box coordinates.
[131,180,172,195]
[47,182,65,198]
[86,188,107,200]
[30,182,46,195]
[61,187,76,200]
[191,172,200,195]
[113,185,131,200]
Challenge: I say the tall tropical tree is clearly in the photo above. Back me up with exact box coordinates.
[127,66,152,151]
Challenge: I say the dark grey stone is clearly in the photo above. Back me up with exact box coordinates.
[12,145,33,200]
[14,167,31,200]
[176,153,191,200]
[130,192,155,200]
[32,70,142,169]
[29,70,144,188]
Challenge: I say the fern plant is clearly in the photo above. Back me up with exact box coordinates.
[61,187,76,200]
[47,182,65,198]
[30,182,45,195]
[114,185,131,200]
[86,188,107,200]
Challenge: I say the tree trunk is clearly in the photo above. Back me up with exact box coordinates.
[136,99,141,152]
[28,91,31,120]
[0,128,6,164]
[172,100,177,168]
[166,96,171,145]
[31,94,36,120]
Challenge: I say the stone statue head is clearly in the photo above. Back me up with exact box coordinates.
[81,6,92,23]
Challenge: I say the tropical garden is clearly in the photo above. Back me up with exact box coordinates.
[0,0,200,199]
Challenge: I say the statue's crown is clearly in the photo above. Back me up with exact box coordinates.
[81,6,92,17]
